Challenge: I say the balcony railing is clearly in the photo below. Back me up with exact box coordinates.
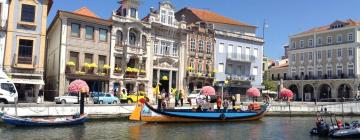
[226,74,255,81]
[227,53,256,62]
[286,74,357,80]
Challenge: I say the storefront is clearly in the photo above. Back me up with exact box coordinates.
[11,78,44,103]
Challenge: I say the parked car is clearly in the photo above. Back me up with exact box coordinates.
[93,93,119,104]
[126,92,145,104]
[187,89,200,105]
[55,93,79,104]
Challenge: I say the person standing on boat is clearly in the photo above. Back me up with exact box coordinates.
[231,95,236,108]
[216,96,222,112]
[223,99,229,112]
[120,89,127,104]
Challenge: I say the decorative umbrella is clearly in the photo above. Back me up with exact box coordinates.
[280,88,294,99]
[200,86,216,96]
[68,79,89,93]
[246,87,260,102]
[279,88,294,117]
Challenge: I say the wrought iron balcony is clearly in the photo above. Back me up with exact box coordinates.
[226,53,256,62]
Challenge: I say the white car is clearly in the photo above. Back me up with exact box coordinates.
[0,72,18,104]
[55,93,79,104]
[187,89,201,105]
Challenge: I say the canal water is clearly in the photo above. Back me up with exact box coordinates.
[0,117,358,140]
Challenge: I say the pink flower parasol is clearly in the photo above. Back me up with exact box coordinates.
[246,87,260,97]
[68,79,89,93]
[200,86,216,96]
[280,88,294,98]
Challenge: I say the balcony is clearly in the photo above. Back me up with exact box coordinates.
[286,74,357,80]
[227,53,256,62]
[226,74,254,81]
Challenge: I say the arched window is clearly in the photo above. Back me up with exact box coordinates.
[190,38,195,52]
[129,32,136,45]
[198,60,203,73]
[116,30,123,46]
[142,35,147,48]
[199,40,204,53]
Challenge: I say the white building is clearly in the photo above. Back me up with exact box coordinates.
[0,0,9,70]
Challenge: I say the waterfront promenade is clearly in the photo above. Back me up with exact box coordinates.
[1,101,360,118]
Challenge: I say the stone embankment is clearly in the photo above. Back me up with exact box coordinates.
[0,101,359,118]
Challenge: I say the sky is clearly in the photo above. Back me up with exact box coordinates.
[48,0,360,60]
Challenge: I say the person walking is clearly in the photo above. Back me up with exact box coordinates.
[231,95,236,108]
[179,90,184,107]
[175,90,179,107]
[216,96,222,112]
[120,89,127,104]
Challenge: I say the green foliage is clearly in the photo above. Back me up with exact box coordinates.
[262,80,277,91]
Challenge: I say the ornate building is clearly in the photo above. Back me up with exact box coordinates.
[109,0,152,96]
[286,19,359,102]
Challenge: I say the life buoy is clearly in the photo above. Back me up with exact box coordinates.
[219,113,226,120]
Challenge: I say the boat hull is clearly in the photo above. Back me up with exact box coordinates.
[1,114,88,127]
[135,103,268,123]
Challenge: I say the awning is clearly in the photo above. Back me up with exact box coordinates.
[11,78,45,85]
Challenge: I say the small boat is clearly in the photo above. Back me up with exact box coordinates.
[0,112,88,127]
[130,101,269,123]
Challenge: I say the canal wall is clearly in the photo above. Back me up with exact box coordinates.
[1,101,360,118]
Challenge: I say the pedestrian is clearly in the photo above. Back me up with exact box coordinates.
[223,99,229,112]
[175,90,179,107]
[216,96,222,112]
[120,89,127,104]
[231,95,236,108]
[157,93,162,109]
[37,88,44,104]
[179,90,184,107]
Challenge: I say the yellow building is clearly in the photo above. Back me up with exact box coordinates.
[3,0,53,102]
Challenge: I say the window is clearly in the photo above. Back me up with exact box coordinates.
[189,59,194,69]
[219,43,224,53]
[116,31,123,46]
[206,41,212,54]
[21,4,35,22]
[253,67,258,76]
[161,41,171,56]
[85,26,94,40]
[308,39,313,47]
[337,34,342,43]
[71,23,80,37]
[348,33,353,41]
[308,52,313,60]
[237,46,242,57]
[317,69,322,77]
[218,63,224,73]
[172,43,178,56]
[190,38,195,52]
[348,48,353,56]
[122,8,127,17]
[142,35,147,48]
[199,40,204,53]
[317,37,322,46]
[17,39,33,64]
[98,55,106,71]
[348,64,354,76]
[198,61,203,73]
[316,51,321,59]
[337,49,342,57]
[168,11,173,25]
[327,50,332,58]
[300,40,304,48]
[337,65,343,76]
[84,53,93,63]
[130,8,137,18]
[70,51,79,70]
[291,41,296,49]
[161,10,166,23]
[245,47,250,60]
[292,54,296,61]
[154,40,159,54]
[1,83,15,92]
[300,53,304,61]
[327,66,332,77]
[327,36,332,44]
[99,29,108,42]
[228,44,233,55]
[253,48,258,58]
[129,32,136,45]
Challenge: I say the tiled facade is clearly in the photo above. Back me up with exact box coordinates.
[286,19,360,101]
[3,0,52,102]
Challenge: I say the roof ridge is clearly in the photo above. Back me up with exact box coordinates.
[73,7,100,18]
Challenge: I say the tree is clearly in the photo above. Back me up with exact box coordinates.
[262,80,277,91]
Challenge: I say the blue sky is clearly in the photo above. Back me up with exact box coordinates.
[48,0,360,60]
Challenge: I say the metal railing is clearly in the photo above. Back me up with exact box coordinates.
[226,53,257,62]
[286,74,357,80]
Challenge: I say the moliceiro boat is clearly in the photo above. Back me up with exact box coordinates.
[0,112,88,127]
[130,101,270,123]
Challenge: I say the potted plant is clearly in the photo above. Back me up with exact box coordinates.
[197,72,203,77]
[139,69,146,76]
[114,67,121,76]
[84,63,97,74]
[66,61,76,73]
[125,67,139,78]
[186,66,194,76]
[103,64,110,75]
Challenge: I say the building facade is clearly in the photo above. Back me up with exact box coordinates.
[0,0,9,70]
[109,0,152,96]
[143,1,187,99]
[3,0,52,102]
[286,19,360,102]
[46,7,112,99]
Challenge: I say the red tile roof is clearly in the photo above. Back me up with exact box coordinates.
[295,19,360,36]
[72,7,100,19]
[187,8,256,28]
